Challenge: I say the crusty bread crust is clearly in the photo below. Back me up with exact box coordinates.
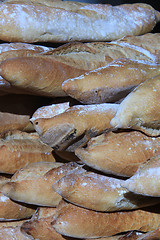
[0,2,159,43]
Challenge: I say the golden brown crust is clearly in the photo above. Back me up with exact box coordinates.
[116,33,160,56]
[75,130,160,177]
[0,176,36,221]
[0,56,89,97]
[30,102,70,122]
[52,167,160,212]
[110,74,160,136]
[32,103,119,150]
[1,162,80,206]
[0,130,55,174]
[52,201,160,238]
[62,58,160,104]
[21,207,78,240]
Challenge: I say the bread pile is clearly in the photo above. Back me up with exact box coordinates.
[0,0,160,239]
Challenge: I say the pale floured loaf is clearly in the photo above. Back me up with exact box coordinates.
[0,1,159,43]
[122,154,160,197]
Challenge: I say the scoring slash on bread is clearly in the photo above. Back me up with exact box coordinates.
[32,103,119,151]
[52,200,160,238]
[110,74,160,136]
[0,130,56,174]
[122,154,160,197]
[52,166,160,212]
[0,1,160,43]
[1,162,80,206]
[75,130,160,177]
[62,58,160,104]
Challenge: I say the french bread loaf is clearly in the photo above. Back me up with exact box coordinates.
[122,154,160,197]
[0,94,51,133]
[0,176,36,221]
[52,200,160,238]
[1,36,160,97]
[52,167,160,212]
[62,58,160,104]
[0,42,53,94]
[0,130,56,174]
[110,74,160,136]
[75,130,160,177]
[1,162,80,206]
[0,1,159,43]
[21,207,79,240]
[32,103,119,151]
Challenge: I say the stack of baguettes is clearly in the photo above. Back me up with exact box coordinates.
[0,0,160,239]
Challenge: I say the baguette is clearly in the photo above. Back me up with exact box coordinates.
[122,154,160,197]
[0,112,32,133]
[21,207,79,240]
[75,130,160,177]
[0,176,36,221]
[0,130,56,174]
[0,1,159,43]
[110,74,160,136]
[52,167,160,212]
[62,58,160,104]
[0,56,89,97]
[1,37,160,97]
[0,42,53,94]
[52,200,160,238]
[32,103,119,151]
[1,162,80,206]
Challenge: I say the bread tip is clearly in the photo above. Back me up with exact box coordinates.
[31,118,44,136]
[62,78,78,96]
[1,182,13,197]
[121,178,135,193]
[110,116,121,128]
